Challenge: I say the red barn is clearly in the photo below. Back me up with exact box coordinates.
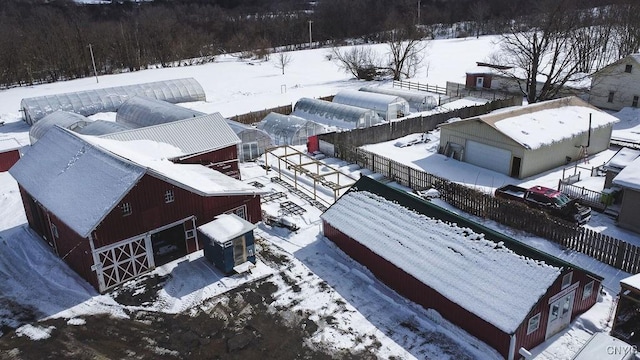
[0,138,21,172]
[100,113,242,179]
[321,176,603,360]
[10,126,264,293]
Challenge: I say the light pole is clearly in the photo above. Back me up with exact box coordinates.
[308,20,313,48]
[88,43,99,83]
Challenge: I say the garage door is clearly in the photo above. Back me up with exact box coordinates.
[464,140,512,174]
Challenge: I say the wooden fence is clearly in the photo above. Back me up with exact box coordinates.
[230,95,335,125]
[393,80,447,94]
[355,148,640,274]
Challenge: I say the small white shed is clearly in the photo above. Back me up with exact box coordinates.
[332,90,410,120]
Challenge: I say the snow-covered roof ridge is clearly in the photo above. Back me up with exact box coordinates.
[9,126,145,238]
[322,189,560,333]
[84,136,264,197]
[0,137,22,152]
[445,97,619,150]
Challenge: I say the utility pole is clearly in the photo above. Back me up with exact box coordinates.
[88,43,99,83]
[417,0,421,24]
[308,20,313,48]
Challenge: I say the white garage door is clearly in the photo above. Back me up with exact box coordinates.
[464,140,512,174]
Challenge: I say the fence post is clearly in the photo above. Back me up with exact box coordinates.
[614,241,627,270]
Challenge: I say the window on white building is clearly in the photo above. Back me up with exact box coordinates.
[625,64,633,73]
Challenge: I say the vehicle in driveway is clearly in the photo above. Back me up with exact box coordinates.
[495,184,592,225]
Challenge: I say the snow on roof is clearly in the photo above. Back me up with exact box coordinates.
[198,213,256,244]
[9,127,145,238]
[621,273,640,292]
[0,138,21,152]
[85,136,263,197]
[446,97,618,150]
[604,148,640,171]
[321,190,561,334]
[100,113,240,156]
[612,156,640,191]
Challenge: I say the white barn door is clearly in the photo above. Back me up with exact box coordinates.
[464,140,512,174]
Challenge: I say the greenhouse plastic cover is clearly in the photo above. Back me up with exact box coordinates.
[292,98,384,130]
[76,120,133,136]
[332,89,410,115]
[21,78,206,125]
[116,95,205,128]
[29,111,91,144]
[257,112,328,146]
[360,86,437,112]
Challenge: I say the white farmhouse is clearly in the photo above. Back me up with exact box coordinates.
[590,54,640,111]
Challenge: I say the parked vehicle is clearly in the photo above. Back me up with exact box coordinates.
[495,184,592,225]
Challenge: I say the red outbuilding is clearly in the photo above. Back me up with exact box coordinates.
[0,138,21,172]
[321,176,603,360]
[10,126,264,293]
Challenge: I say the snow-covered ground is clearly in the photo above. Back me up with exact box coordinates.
[1,35,640,359]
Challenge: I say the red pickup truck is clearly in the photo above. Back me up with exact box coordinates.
[495,184,592,225]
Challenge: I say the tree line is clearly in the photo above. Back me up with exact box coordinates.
[0,0,636,89]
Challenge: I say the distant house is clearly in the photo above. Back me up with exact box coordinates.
[438,97,618,178]
[590,54,640,111]
[9,126,264,293]
[0,138,21,172]
[462,62,588,101]
[101,114,242,179]
[612,156,640,233]
[611,273,640,348]
[321,176,603,360]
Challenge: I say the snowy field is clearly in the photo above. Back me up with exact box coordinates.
[1,35,640,359]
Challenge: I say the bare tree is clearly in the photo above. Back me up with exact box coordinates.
[384,27,428,80]
[274,52,293,74]
[492,0,601,103]
[330,46,380,80]
[470,1,490,38]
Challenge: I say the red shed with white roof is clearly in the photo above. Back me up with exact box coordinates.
[321,176,603,359]
[0,138,21,172]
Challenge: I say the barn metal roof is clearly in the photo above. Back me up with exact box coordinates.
[9,126,145,238]
[100,113,240,157]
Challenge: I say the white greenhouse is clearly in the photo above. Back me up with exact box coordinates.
[292,98,384,130]
[359,86,437,112]
[29,111,90,144]
[332,89,410,120]
[20,78,206,125]
[257,113,328,146]
[114,96,272,161]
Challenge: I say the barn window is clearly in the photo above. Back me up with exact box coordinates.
[527,313,541,335]
[625,64,633,73]
[227,205,247,220]
[562,272,573,289]
[608,91,615,103]
[121,202,132,216]
[583,281,594,299]
[164,189,175,203]
[50,223,59,239]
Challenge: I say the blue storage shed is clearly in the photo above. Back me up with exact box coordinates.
[198,214,257,274]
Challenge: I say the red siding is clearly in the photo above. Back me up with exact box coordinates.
[0,149,20,172]
[324,221,602,359]
[465,74,492,89]
[323,221,512,358]
[175,145,240,179]
[513,269,601,357]
[92,174,261,249]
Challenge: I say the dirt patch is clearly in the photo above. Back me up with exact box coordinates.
[0,276,375,360]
